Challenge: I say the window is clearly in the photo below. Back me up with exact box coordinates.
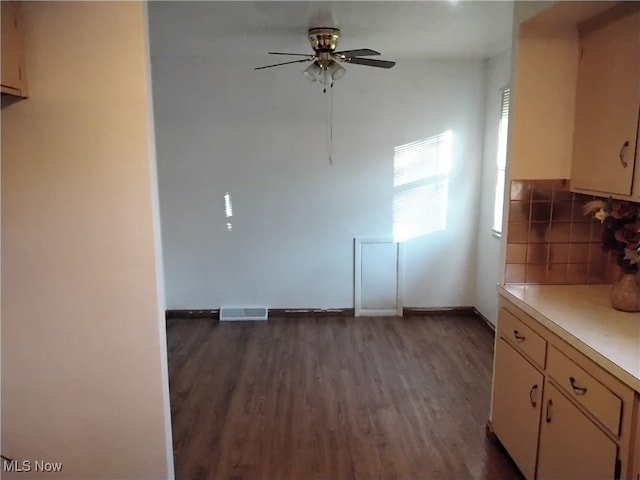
[493,87,510,234]
[393,131,452,242]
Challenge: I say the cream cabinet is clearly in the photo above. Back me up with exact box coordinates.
[633,400,640,480]
[492,337,544,480]
[490,300,639,480]
[1,1,28,97]
[537,382,618,480]
[570,7,640,197]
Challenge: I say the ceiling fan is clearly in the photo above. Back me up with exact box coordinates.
[255,27,396,85]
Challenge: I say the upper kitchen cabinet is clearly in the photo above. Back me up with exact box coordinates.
[1,1,28,97]
[571,6,640,198]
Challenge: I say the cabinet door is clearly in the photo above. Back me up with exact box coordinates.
[537,382,618,480]
[571,10,640,196]
[491,337,543,480]
[1,1,27,96]
[633,398,640,480]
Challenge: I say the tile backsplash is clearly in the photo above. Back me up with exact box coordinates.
[504,179,625,285]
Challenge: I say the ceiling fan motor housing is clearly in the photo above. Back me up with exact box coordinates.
[308,27,341,52]
[255,27,395,74]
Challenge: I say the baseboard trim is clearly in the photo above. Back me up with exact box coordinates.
[268,308,355,318]
[166,308,355,321]
[403,306,477,316]
[166,309,219,321]
[165,306,496,329]
[472,307,496,332]
[404,306,495,332]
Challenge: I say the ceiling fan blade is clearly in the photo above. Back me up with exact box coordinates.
[254,58,313,70]
[334,48,381,58]
[268,52,315,57]
[347,57,396,69]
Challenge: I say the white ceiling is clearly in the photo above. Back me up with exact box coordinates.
[149,1,515,61]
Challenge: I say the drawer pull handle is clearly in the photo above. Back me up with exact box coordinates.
[569,376,588,395]
[619,140,629,168]
[513,330,526,342]
[545,398,553,423]
[529,384,538,407]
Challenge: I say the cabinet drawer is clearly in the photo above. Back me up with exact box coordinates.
[547,346,622,436]
[498,307,547,369]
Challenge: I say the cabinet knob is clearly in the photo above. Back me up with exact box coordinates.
[529,384,538,407]
[545,398,553,423]
[569,376,588,395]
[513,330,526,342]
[619,140,629,168]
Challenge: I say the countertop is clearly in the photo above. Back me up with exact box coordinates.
[498,284,640,393]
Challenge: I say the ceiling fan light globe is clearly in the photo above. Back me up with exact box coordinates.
[329,61,346,80]
[303,62,321,82]
[319,69,329,85]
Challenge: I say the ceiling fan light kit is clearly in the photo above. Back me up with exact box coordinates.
[255,27,396,86]
[303,60,345,84]
[254,26,396,165]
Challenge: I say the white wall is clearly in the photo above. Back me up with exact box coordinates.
[1,3,173,478]
[150,9,487,309]
[474,49,512,325]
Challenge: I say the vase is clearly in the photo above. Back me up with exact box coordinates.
[610,273,640,312]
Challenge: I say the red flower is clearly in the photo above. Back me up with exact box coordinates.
[610,201,637,219]
[614,223,640,249]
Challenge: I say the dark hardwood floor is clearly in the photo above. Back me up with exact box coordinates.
[167,315,523,480]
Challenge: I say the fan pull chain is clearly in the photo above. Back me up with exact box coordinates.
[324,79,334,165]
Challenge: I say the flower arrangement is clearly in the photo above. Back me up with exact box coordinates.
[584,198,640,274]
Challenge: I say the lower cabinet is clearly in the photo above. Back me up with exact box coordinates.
[633,400,640,480]
[490,300,639,480]
[537,382,618,480]
[492,337,543,480]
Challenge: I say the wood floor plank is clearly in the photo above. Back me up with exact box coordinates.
[167,315,522,480]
